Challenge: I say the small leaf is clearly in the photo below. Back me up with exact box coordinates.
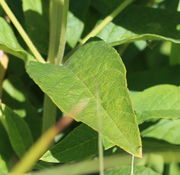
[0,104,33,157]
[142,119,180,144]
[41,124,98,163]
[0,17,32,61]
[27,40,142,157]
[131,85,180,124]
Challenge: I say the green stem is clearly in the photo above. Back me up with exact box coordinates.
[48,0,69,65]
[0,0,45,63]
[79,0,134,45]
[42,96,57,132]
[56,0,69,65]
[130,156,135,175]
[97,92,104,175]
[42,0,69,132]
[65,0,133,59]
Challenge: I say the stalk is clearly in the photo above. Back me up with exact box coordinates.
[97,91,104,175]
[65,0,134,59]
[42,0,69,132]
[48,0,69,65]
[79,0,134,45]
[0,0,45,63]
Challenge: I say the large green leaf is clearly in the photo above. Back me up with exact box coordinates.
[0,104,33,157]
[105,166,161,175]
[0,17,32,61]
[27,40,142,157]
[131,85,180,124]
[41,124,98,163]
[97,5,180,45]
[22,0,49,54]
[142,119,180,144]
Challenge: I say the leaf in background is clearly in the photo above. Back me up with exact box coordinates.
[0,122,13,171]
[142,119,180,144]
[0,17,32,61]
[22,0,49,54]
[0,155,8,174]
[0,104,33,157]
[67,12,84,48]
[2,76,42,140]
[131,85,180,124]
[105,166,161,175]
[41,124,98,163]
[67,0,91,48]
[97,5,180,46]
[27,40,142,157]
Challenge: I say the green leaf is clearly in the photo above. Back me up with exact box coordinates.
[0,17,32,61]
[105,166,161,175]
[67,12,84,48]
[0,155,8,174]
[170,43,180,65]
[26,40,142,157]
[41,124,98,163]
[97,5,180,45]
[142,119,180,144]
[0,104,33,157]
[131,85,180,124]
[22,0,49,54]
[2,76,42,140]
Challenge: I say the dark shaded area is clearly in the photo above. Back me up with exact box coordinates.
[23,0,49,55]
[127,65,180,91]
[114,5,180,40]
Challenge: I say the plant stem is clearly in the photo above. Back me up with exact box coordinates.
[0,0,45,63]
[48,0,69,65]
[56,0,69,65]
[97,92,104,175]
[42,96,57,132]
[130,156,134,175]
[79,0,134,45]
[42,0,69,132]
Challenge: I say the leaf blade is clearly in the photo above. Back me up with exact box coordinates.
[0,104,33,157]
[27,40,142,157]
